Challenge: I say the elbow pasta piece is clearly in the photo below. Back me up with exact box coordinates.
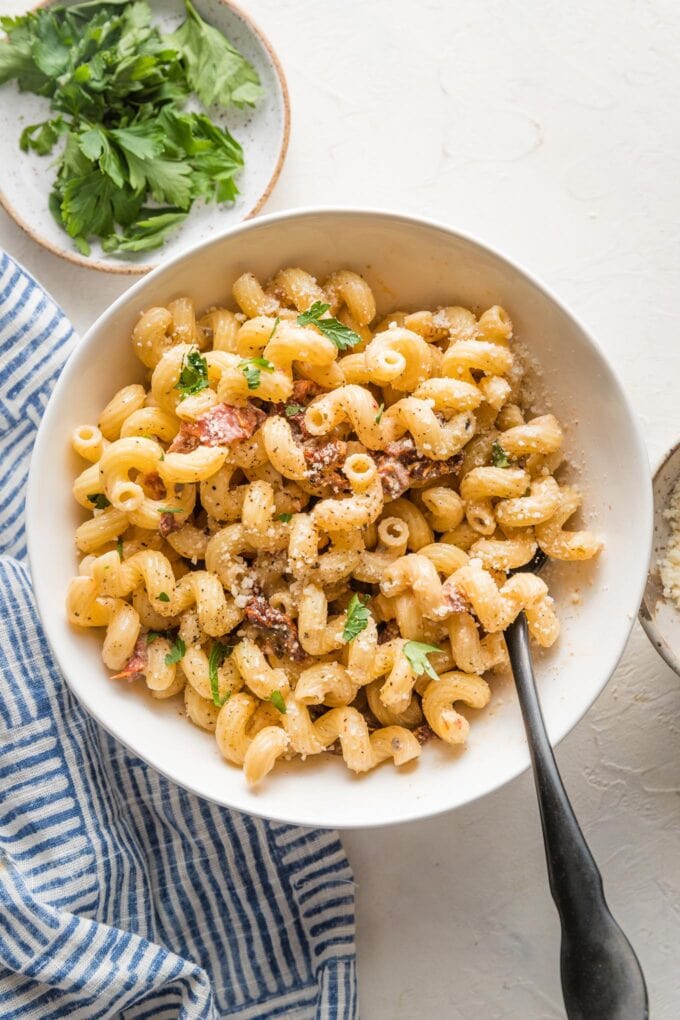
[72,425,105,463]
[297,585,345,655]
[324,269,376,325]
[98,384,147,440]
[66,271,603,787]
[422,672,491,744]
[441,340,513,383]
[365,680,423,728]
[450,560,559,646]
[499,415,563,457]
[420,487,465,532]
[536,486,603,561]
[495,476,561,528]
[244,727,291,787]
[383,399,475,460]
[312,467,383,532]
[314,707,420,772]
[469,531,537,570]
[132,307,175,369]
[385,499,434,550]
[447,614,509,675]
[233,272,279,318]
[294,662,358,706]
[304,385,384,449]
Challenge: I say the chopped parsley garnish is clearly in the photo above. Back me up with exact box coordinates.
[268,316,280,340]
[375,402,384,424]
[269,690,287,714]
[239,356,274,390]
[285,403,305,417]
[208,641,232,706]
[160,506,184,514]
[146,631,163,644]
[175,350,209,399]
[87,493,110,510]
[0,0,261,256]
[491,441,512,468]
[276,512,293,523]
[342,594,371,643]
[403,641,442,681]
[297,301,362,350]
[164,636,186,666]
[157,592,170,603]
[116,537,124,560]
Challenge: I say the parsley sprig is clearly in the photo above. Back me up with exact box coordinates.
[297,302,362,351]
[491,441,512,468]
[403,641,442,682]
[175,349,208,399]
[208,640,232,706]
[269,690,287,714]
[164,635,186,666]
[239,356,274,390]
[342,594,371,643]
[0,0,262,256]
[87,492,110,510]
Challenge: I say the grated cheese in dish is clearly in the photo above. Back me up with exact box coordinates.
[660,476,680,608]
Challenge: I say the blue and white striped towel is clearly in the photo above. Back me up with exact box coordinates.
[0,251,357,1020]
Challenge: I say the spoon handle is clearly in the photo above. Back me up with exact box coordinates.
[505,613,648,1020]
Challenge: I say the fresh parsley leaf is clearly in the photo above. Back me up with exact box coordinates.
[157,591,170,603]
[175,349,208,398]
[87,492,111,510]
[268,316,280,340]
[285,403,304,417]
[164,635,186,666]
[375,402,384,424]
[491,441,511,468]
[403,641,442,682]
[269,690,287,714]
[20,116,66,155]
[276,512,292,523]
[168,0,263,109]
[102,209,187,254]
[342,594,371,643]
[208,640,232,706]
[297,301,362,350]
[239,356,274,390]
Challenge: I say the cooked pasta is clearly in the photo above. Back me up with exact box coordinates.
[66,266,603,787]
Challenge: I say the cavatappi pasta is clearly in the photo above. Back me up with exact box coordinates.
[66,267,603,787]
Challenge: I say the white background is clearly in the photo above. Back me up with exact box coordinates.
[3,0,680,1016]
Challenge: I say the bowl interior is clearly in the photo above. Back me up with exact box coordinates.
[0,0,289,274]
[27,209,652,827]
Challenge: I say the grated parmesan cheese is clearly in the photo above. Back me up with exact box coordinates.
[660,477,680,608]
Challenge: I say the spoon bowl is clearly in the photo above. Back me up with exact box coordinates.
[639,441,680,675]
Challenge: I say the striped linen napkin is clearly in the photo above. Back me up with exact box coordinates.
[0,251,357,1020]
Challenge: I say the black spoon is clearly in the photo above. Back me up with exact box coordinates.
[505,550,648,1020]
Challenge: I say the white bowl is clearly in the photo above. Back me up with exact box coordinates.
[27,208,652,829]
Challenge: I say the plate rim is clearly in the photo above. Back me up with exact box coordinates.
[0,0,291,276]
[25,205,654,828]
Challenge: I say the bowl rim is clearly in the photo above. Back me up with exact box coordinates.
[0,0,291,276]
[26,205,654,828]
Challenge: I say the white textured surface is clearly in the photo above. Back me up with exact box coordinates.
[3,0,680,1016]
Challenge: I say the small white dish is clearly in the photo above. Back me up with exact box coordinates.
[639,444,680,674]
[0,0,289,275]
[27,208,653,829]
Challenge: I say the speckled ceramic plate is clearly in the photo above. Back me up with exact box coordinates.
[0,0,290,274]
[639,444,680,675]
